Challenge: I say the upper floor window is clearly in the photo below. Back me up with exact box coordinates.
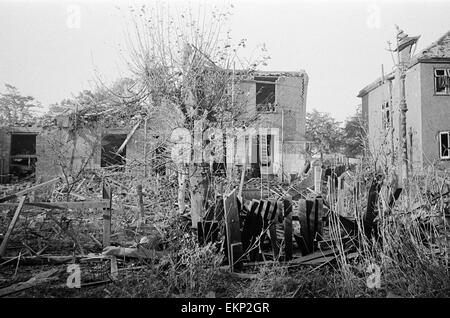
[381,101,391,130]
[439,131,449,160]
[255,76,277,112]
[434,69,450,95]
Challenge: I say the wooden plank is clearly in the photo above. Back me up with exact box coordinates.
[115,121,141,155]
[241,200,258,253]
[0,268,59,297]
[223,189,243,272]
[289,248,337,265]
[238,165,246,198]
[0,200,111,210]
[250,200,264,261]
[298,199,314,255]
[214,195,224,221]
[0,177,60,203]
[314,166,322,193]
[0,196,26,257]
[102,181,112,247]
[365,177,382,239]
[314,197,324,242]
[283,196,293,261]
[269,201,279,259]
[259,200,272,255]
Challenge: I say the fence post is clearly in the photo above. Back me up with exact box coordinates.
[102,180,112,247]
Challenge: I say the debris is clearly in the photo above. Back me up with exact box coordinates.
[0,177,61,203]
[115,120,141,155]
[102,246,164,259]
[223,189,243,272]
[0,196,27,257]
[0,268,59,297]
[110,256,118,281]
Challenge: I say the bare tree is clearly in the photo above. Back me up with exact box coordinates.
[122,2,269,227]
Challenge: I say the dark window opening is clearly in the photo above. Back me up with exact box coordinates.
[439,131,449,159]
[9,134,37,181]
[434,69,450,95]
[11,134,36,155]
[255,76,277,112]
[101,134,127,168]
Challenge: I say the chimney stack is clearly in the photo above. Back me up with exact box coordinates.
[395,25,420,65]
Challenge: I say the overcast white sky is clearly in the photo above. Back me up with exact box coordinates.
[1,0,449,122]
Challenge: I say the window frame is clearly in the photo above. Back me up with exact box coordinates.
[434,68,450,95]
[439,131,450,160]
[255,76,277,112]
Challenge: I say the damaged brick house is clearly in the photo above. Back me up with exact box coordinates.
[1,57,308,184]
[228,71,309,181]
[0,104,180,184]
[358,29,450,171]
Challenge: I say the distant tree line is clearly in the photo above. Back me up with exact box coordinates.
[305,106,366,160]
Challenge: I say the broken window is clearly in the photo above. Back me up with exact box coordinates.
[101,134,127,168]
[381,102,391,130]
[439,131,450,160]
[9,134,37,180]
[434,69,450,95]
[255,76,277,112]
[153,143,167,176]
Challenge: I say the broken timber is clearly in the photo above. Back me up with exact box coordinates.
[296,197,324,255]
[0,268,59,297]
[0,177,61,203]
[102,180,113,247]
[115,120,141,155]
[0,200,111,210]
[223,189,243,272]
[0,196,26,258]
[283,196,293,261]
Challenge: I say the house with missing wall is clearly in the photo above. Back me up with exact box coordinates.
[358,29,450,172]
[0,108,177,184]
[0,69,308,184]
[229,71,308,181]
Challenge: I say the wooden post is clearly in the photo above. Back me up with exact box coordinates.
[102,181,112,247]
[337,176,343,215]
[0,177,60,203]
[223,189,243,272]
[144,117,148,178]
[0,196,26,257]
[136,184,144,221]
[283,196,293,261]
[314,165,322,193]
[327,175,332,211]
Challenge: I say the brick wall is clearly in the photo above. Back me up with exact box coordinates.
[36,126,102,181]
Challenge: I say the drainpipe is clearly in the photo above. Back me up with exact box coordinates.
[409,127,413,174]
[281,108,284,182]
[399,69,409,187]
[394,26,420,207]
[388,80,395,166]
